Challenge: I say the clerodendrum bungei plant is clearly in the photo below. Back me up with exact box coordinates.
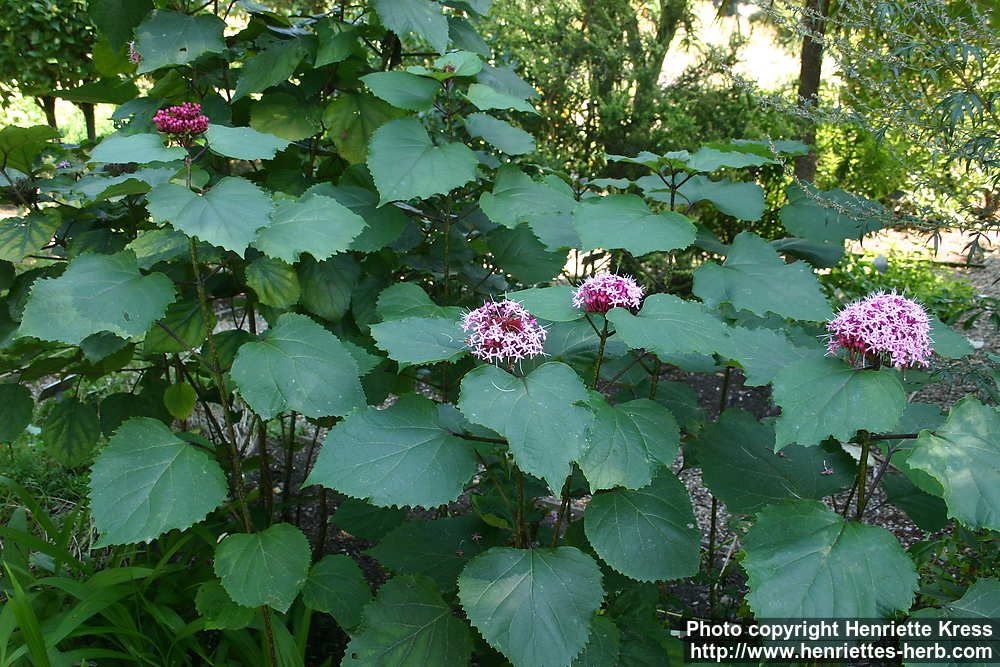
[0,0,997,665]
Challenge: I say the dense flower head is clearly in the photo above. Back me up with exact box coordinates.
[128,41,141,65]
[462,300,547,364]
[826,291,933,369]
[572,272,644,313]
[153,102,209,138]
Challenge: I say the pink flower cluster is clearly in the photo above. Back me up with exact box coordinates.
[153,103,209,138]
[826,291,933,369]
[128,41,141,65]
[572,272,644,313]
[462,300,547,364]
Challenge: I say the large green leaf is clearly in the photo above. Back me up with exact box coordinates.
[255,193,367,263]
[458,362,590,491]
[146,177,273,254]
[907,397,1000,531]
[126,228,190,269]
[693,232,832,321]
[464,83,536,113]
[89,132,187,164]
[230,313,364,420]
[584,472,700,582]
[0,211,61,262]
[579,398,680,491]
[195,580,255,631]
[0,125,60,174]
[305,394,477,508]
[675,174,765,221]
[375,283,462,321]
[742,501,917,617]
[18,252,175,345]
[302,554,372,630]
[606,294,732,358]
[573,616,621,667]
[370,316,467,365]
[144,297,214,354]
[487,224,567,284]
[41,399,99,467]
[71,168,177,203]
[332,498,407,541]
[372,0,449,54]
[297,254,359,322]
[99,390,170,436]
[233,39,307,101]
[344,575,472,667]
[361,71,440,112]
[134,10,226,73]
[507,285,582,322]
[479,166,579,250]
[90,0,153,48]
[914,575,1000,619]
[368,515,497,592]
[59,79,140,105]
[685,143,777,172]
[772,357,906,449]
[367,118,478,205]
[464,113,535,155]
[693,409,855,514]
[907,578,1000,667]
[315,19,360,66]
[214,523,311,613]
[779,184,883,243]
[324,93,401,164]
[252,92,322,141]
[573,195,695,256]
[306,183,408,252]
[205,124,291,160]
[458,546,604,667]
[930,315,974,359]
[90,418,228,545]
[881,473,948,531]
[0,384,32,442]
[721,325,824,387]
[245,257,300,309]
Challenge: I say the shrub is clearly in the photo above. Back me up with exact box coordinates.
[0,1,995,664]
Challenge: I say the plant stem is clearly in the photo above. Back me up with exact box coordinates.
[296,425,323,526]
[316,487,329,560]
[189,238,277,667]
[708,366,732,615]
[599,350,647,391]
[861,444,898,517]
[592,319,609,388]
[550,478,571,548]
[707,497,719,610]
[453,432,508,445]
[516,468,526,548]
[282,412,298,522]
[474,450,515,521]
[854,432,871,522]
[648,358,662,400]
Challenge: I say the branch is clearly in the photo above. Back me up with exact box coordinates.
[452,432,508,445]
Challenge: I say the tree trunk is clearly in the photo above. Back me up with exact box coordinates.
[38,96,58,130]
[793,0,831,182]
[79,102,97,142]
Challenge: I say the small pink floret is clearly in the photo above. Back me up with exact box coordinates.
[153,102,209,138]
[461,300,547,364]
[572,272,644,314]
[826,290,933,369]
